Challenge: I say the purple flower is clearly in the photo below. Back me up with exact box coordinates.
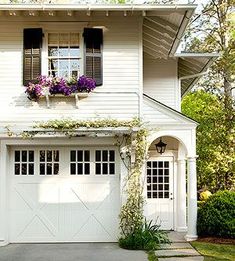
[49,77,72,96]
[77,75,96,93]
[25,75,97,101]
[25,83,43,101]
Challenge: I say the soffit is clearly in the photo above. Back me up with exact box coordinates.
[176,53,219,96]
[143,9,194,59]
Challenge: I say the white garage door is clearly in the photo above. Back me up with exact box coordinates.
[9,147,120,242]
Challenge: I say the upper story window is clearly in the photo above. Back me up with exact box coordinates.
[48,33,81,79]
[23,28,103,86]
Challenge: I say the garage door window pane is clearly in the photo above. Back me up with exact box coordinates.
[29,164,34,175]
[40,164,45,175]
[70,150,90,175]
[95,150,101,162]
[70,151,76,162]
[22,151,27,162]
[70,163,76,175]
[15,151,20,162]
[96,163,101,175]
[14,150,35,175]
[85,163,90,175]
[29,151,34,162]
[15,164,20,175]
[40,150,60,175]
[95,150,116,175]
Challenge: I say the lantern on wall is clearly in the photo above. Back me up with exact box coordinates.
[155,138,167,154]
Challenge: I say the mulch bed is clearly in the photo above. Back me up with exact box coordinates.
[197,237,235,245]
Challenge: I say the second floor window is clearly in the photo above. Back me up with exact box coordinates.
[23,28,103,86]
[48,33,81,79]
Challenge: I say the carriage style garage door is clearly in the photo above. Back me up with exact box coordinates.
[9,147,120,243]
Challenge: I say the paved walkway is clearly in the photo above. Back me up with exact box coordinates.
[0,232,202,261]
[156,232,203,261]
[0,243,148,261]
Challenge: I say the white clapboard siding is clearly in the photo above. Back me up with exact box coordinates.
[143,96,191,125]
[0,20,141,123]
[143,57,180,110]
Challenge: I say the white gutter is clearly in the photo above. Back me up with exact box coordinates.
[0,4,197,11]
[169,9,195,56]
[175,53,220,58]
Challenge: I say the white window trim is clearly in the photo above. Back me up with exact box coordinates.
[42,29,84,77]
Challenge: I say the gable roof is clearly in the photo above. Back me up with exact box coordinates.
[143,93,198,126]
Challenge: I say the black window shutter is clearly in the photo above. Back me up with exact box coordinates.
[83,28,103,86]
[23,28,42,85]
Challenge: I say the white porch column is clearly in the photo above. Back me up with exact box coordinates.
[185,156,198,241]
[176,159,187,232]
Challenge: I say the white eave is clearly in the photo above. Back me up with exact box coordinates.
[0,4,197,12]
[176,53,220,96]
[0,3,196,60]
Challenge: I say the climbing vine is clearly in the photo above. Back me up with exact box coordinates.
[19,118,141,138]
[6,117,149,237]
[119,128,148,236]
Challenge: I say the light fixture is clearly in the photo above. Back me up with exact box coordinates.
[155,138,167,154]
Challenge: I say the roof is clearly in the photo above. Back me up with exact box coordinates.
[143,93,198,125]
[176,53,220,96]
[143,7,195,59]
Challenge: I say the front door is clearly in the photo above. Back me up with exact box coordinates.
[144,156,174,230]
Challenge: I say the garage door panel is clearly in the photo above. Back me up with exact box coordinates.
[71,215,114,242]
[16,216,57,241]
[9,146,120,242]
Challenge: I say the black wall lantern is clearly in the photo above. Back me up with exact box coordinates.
[155,138,167,154]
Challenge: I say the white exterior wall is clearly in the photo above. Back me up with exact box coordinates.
[143,57,180,110]
[0,19,141,125]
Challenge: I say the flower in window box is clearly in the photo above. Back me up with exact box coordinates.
[25,83,43,101]
[49,77,72,96]
[77,75,96,93]
[25,75,97,101]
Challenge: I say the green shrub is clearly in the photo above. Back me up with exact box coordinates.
[119,219,170,250]
[200,190,212,201]
[197,190,235,238]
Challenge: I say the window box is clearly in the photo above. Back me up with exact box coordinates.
[25,75,95,108]
[43,92,89,108]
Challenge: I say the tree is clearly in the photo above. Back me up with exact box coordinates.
[182,90,235,192]
[184,0,235,107]
[182,0,235,191]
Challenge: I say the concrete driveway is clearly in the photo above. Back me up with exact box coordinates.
[0,243,148,261]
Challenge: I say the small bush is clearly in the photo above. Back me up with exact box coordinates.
[197,190,235,238]
[119,219,170,250]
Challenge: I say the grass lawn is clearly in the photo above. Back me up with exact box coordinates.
[191,241,235,261]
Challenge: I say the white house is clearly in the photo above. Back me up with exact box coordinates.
[0,2,218,245]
